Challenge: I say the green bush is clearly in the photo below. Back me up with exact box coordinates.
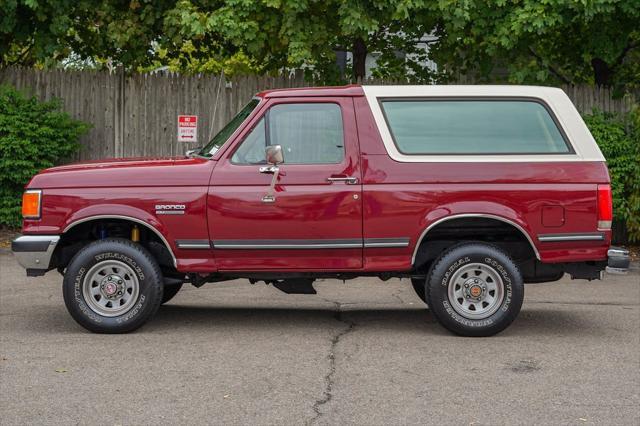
[583,107,640,242]
[0,85,89,228]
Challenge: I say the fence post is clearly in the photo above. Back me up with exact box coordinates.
[113,67,125,158]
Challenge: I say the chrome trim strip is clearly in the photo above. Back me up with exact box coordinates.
[11,235,60,270]
[538,233,605,242]
[63,215,178,268]
[411,213,541,265]
[211,238,412,250]
[176,239,211,249]
[212,239,362,250]
[364,238,410,248]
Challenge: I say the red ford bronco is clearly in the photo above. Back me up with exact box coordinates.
[12,85,630,336]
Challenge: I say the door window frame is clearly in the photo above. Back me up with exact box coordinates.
[219,98,349,168]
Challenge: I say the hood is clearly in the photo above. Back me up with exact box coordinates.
[28,156,214,188]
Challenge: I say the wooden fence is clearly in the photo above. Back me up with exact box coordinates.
[1,66,637,160]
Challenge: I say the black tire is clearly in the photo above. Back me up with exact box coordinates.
[161,283,183,304]
[62,238,164,333]
[411,278,427,304]
[426,242,524,337]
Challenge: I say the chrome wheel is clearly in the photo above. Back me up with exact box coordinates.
[447,262,504,320]
[82,260,140,317]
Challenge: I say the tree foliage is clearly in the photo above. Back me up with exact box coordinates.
[429,0,640,89]
[0,85,89,227]
[159,0,438,83]
[1,1,638,86]
[0,0,179,69]
[583,107,640,242]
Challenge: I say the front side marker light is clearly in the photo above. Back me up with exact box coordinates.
[22,190,42,219]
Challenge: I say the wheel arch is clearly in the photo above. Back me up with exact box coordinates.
[412,213,541,267]
[61,214,177,268]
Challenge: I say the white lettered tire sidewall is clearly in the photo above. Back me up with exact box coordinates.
[63,239,163,333]
[426,243,524,337]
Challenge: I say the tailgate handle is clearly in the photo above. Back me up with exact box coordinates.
[327,175,358,185]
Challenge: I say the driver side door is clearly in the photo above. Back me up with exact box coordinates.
[208,97,363,271]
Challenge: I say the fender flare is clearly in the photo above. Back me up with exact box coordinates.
[62,214,177,268]
[411,213,541,266]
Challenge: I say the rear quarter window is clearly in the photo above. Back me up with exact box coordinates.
[379,99,572,155]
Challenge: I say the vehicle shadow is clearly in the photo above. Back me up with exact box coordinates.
[7,302,602,337]
[150,304,440,334]
[141,304,602,337]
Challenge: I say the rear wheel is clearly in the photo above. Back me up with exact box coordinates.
[426,242,524,337]
[62,238,164,333]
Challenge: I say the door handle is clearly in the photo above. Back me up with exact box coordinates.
[259,165,279,174]
[327,176,358,185]
[260,166,280,203]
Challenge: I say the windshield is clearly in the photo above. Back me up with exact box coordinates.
[199,99,260,157]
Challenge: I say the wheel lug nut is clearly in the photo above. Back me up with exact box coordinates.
[118,280,123,284]
[464,284,469,288]
[107,276,112,281]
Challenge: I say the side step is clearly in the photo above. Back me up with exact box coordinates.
[272,279,317,294]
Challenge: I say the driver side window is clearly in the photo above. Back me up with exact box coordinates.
[231,103,344,165]
[231,118,266,164]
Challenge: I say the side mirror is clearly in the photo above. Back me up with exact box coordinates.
[265,145,284,165]
[185,148,201,157]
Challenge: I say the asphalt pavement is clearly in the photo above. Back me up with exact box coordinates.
[1,251,639,425]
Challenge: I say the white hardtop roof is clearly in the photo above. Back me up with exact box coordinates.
[362,85,605,163]
[362,85,565,97]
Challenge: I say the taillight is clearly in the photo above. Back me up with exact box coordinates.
[597,184,612,230]
[22,190,42,219]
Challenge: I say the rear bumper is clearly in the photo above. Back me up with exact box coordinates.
[606,247,630,275]
[11,235,60,276]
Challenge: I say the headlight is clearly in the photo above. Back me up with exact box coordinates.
[22,189,42,219]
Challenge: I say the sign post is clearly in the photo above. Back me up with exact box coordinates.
[178,115,198,143]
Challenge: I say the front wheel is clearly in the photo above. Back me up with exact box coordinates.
[426,242,524,337]
[62,238,164,333]
[410,278,427,304]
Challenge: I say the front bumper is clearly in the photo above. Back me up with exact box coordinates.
[606,247,630,275]
[11,235,60,276]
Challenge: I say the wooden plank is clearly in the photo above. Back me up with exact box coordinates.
[4,68,635,160]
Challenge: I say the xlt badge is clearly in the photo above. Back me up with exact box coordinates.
[155,204,186,215]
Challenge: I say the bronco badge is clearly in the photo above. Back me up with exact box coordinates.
[155,204,186,215]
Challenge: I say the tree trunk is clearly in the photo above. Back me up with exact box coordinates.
[352,37,367,82]
[591,58,612,87]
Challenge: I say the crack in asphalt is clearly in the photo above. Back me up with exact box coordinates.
[307,289,411,424]
[390,287,405,305]
[307,301,357,425]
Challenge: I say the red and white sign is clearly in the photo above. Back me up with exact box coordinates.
[178,115,198,143]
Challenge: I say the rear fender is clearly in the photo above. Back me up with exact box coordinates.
[412,202,540,265]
